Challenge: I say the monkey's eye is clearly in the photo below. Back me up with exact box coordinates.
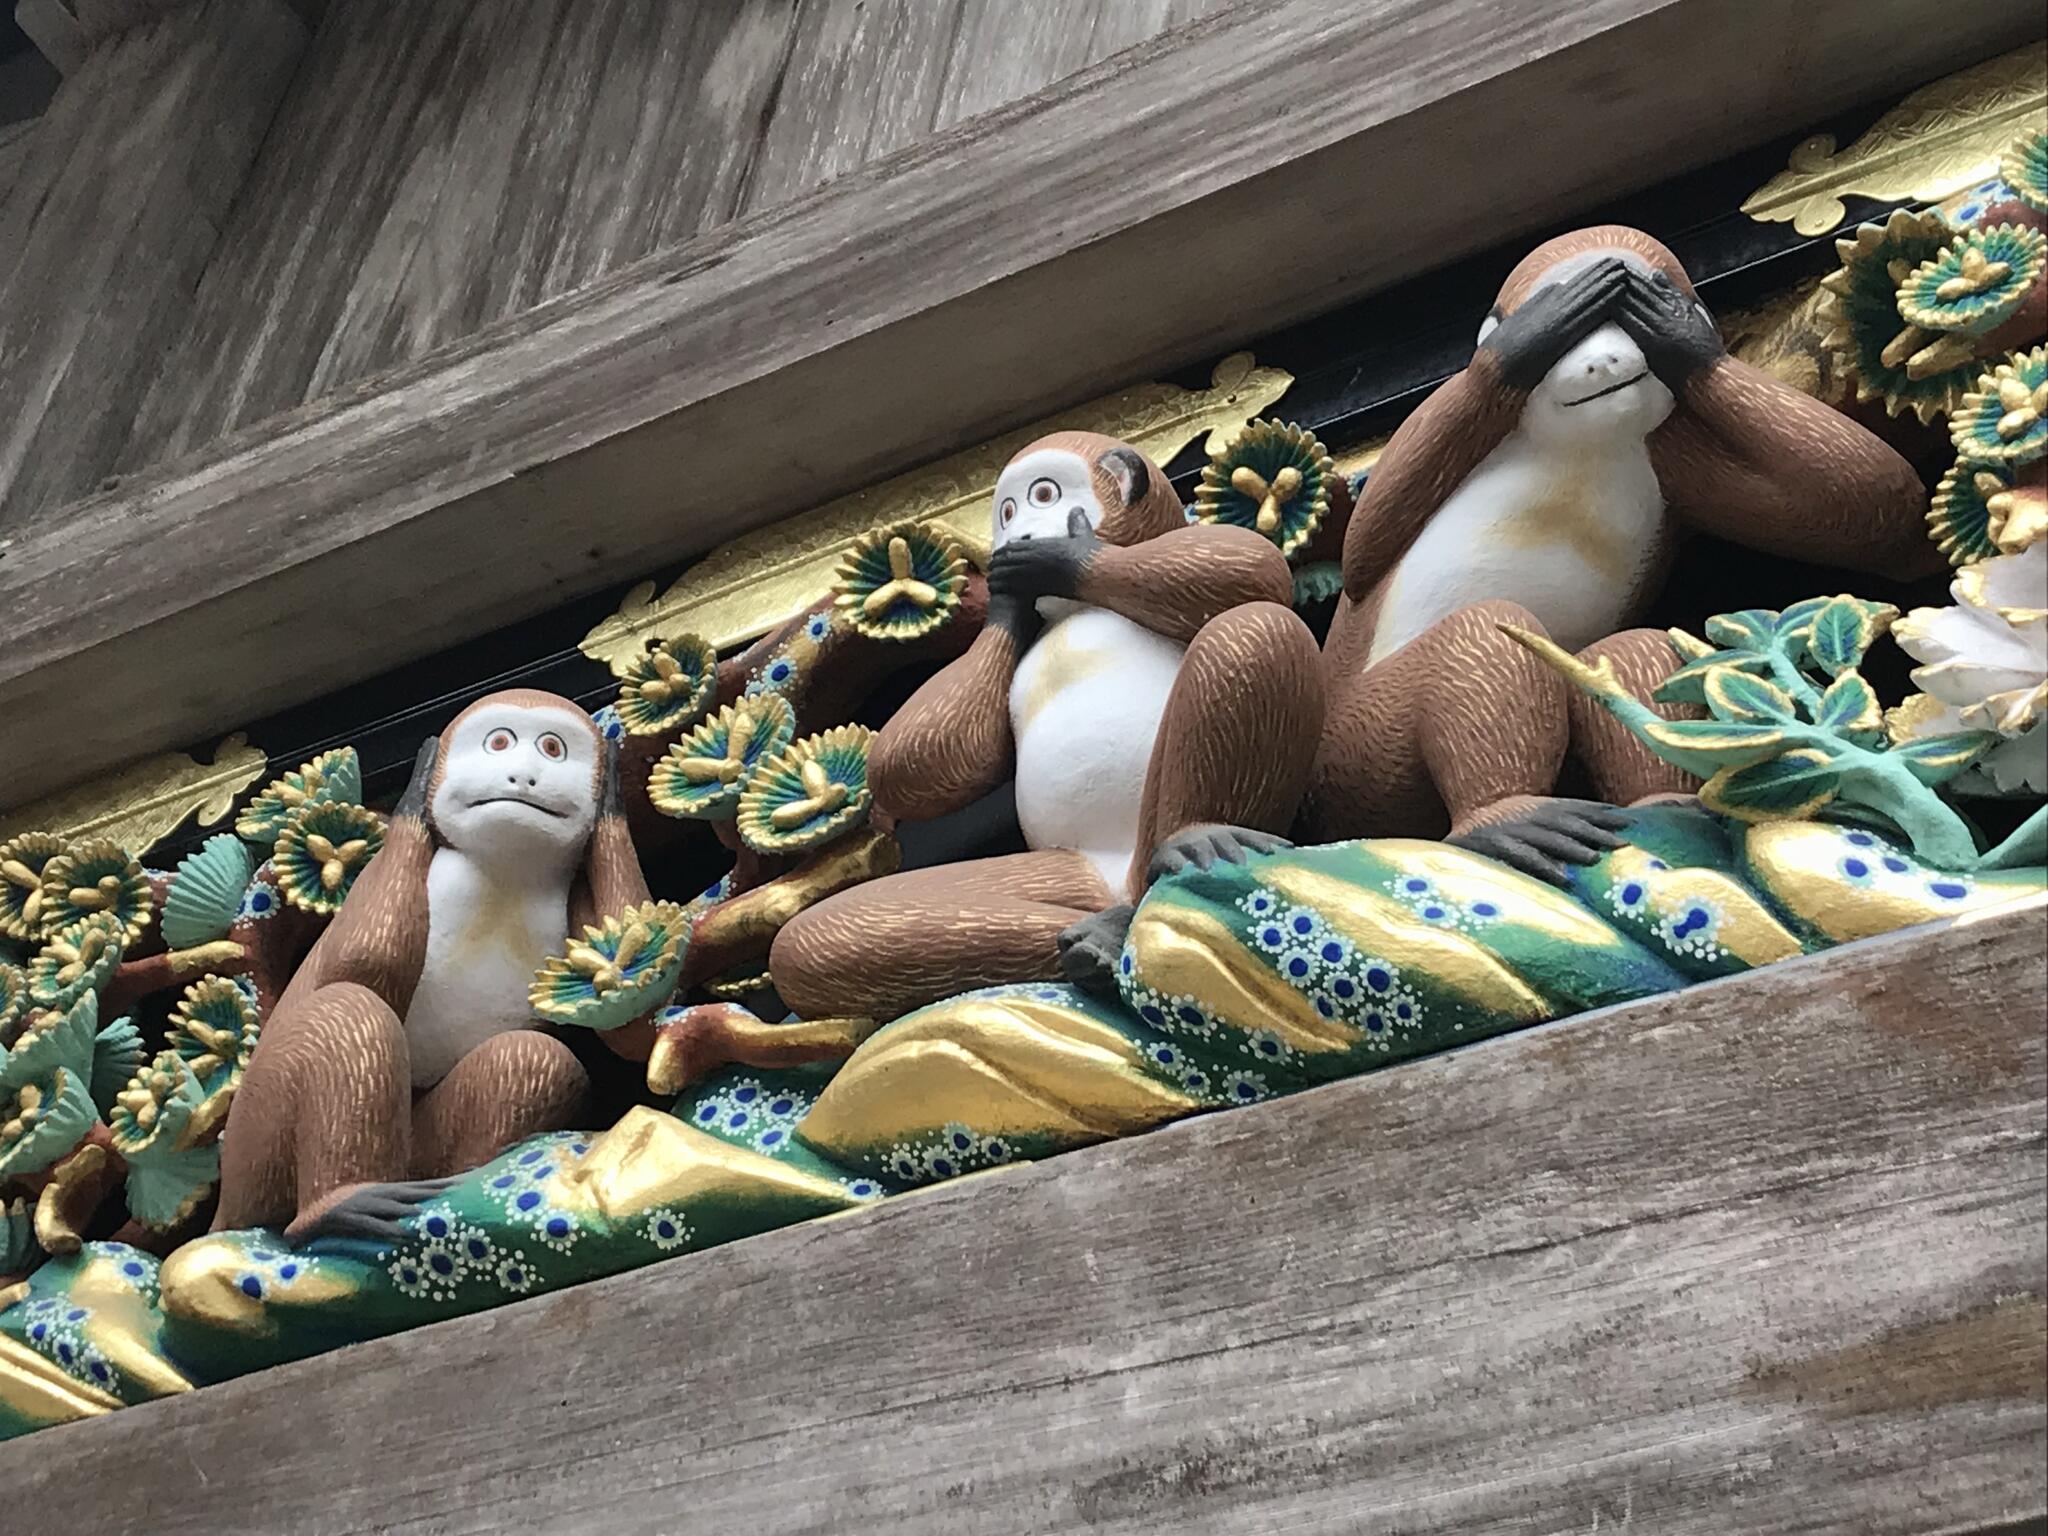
[1027,478,1060,507]
[484,728,517,753]
[536,733,567,762]
[999,497,1016,527]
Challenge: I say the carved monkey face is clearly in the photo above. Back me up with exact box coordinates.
[1482,249,1678,445]
[992,447,1103,550]
[429,695,600,865]
[992,433,1184,550]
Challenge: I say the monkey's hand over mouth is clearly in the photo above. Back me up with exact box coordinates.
[1482,256,1632,389]
[987,508,1105,603]
[1619,269,1723,388]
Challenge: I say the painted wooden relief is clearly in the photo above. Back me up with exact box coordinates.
[3,125,2045,1441]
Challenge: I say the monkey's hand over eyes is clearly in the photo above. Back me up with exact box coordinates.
[987,509,1104,605]
[396,736,440,820]
[1480,256,1632,390]
[1619,269,1723,387]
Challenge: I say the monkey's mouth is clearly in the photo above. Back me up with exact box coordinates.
[1559,370,1650,407]
[465,795,571,820]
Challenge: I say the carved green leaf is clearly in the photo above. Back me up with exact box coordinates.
[1699,748,1841,822]
[1816,670,1883,740]
[1805,597,1897,677]
[1654,650,1772,707]
[1889,730,1998,786]
[1640,717,1789,772]
[1704,666,1799,724]
[1702,609,1781,654]
[1290,560,1344,611]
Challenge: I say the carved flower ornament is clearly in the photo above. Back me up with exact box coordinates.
[647,695,797,820]
[530,901,689,1031]
[273,801,384,916]
[735,725,874,855]
[1889,535,2047,796]
[235,747,363,846]
[616,635,718,737]
[1193,419,1337,560]
[833,523,970,642]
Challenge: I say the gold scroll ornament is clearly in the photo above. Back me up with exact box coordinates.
[1742,44,2046,237]
[580,352,1292,674]
[0,735,266,859]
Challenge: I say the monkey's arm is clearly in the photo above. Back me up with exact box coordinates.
[315,739,436,1012]
[1343,356,1527,600]
[1651,356,1934,575]
[868,621,1024,822]
[1076,524,1293,642]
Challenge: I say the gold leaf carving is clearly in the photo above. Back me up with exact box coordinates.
[1742,44,2046,236]
[0,736,267,859]
[580,353,1292,673]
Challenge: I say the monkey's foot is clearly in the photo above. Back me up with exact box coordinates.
[1448,796,1632,888]
[1146,823,1293,886]
[284,1176,465,1250]
[1057,905,1135,1001]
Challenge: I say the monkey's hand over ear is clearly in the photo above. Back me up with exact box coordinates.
[1481,256,1632,390]
[1619,269,1722,388]
[396,736,440,820]
[987,508,1104,603]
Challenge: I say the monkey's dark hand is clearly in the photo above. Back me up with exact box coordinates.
[1619,268,1722,388]
[987,508,1103,604]
[396,735,440,820]
[285,1176,466,1249]
[1480,256,1632,390]
[1448,797,1632,889]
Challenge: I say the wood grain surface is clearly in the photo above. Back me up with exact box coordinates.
[116,0,1221,474]
[4,899,2040,1533]
[0,0,2037,803]
[0,0,306,527]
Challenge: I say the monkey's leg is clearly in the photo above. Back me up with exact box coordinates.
[411,1030,591,1178]
[1571,628,1703,804]
[213,981,411,1232]
[1130,601,1325,899]
[770,851,1113,1022]
[1314,600,1571,841]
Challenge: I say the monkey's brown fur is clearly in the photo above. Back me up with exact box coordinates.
[214,690,651,1238]
[1309,225,1929,839]
[772,434,1324,1024]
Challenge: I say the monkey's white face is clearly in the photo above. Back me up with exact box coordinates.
[1521,322,1675,446]
[430,703,599,867]
[991,448,1104,551]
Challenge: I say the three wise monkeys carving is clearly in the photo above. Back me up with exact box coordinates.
[220,225,1929,1237]
[779,224,1927,1015]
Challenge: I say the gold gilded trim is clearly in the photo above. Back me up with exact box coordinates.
[0,1333,123,1424]
[1129,899,1357,1053]
[0,735,267,858]
[1742,45,2047,236]
[800,997,1198,1156]
[580,353,1292,672]
[1263,865,1551,1022]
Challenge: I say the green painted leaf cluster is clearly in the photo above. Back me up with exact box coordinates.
[1614,596,2010,865]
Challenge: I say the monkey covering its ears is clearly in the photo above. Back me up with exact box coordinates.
[768,431,1325,1023]
[1307,225,1931,852]
[214,690,655,1245]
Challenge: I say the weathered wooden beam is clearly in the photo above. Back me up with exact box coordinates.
[6,901,2041,1531]
[0,0,307,536]
[0,0,2038,805]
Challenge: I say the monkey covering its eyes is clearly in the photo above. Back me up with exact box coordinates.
[1306,225,1931,865]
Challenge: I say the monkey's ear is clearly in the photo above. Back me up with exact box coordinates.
[1099,446,1150,508]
